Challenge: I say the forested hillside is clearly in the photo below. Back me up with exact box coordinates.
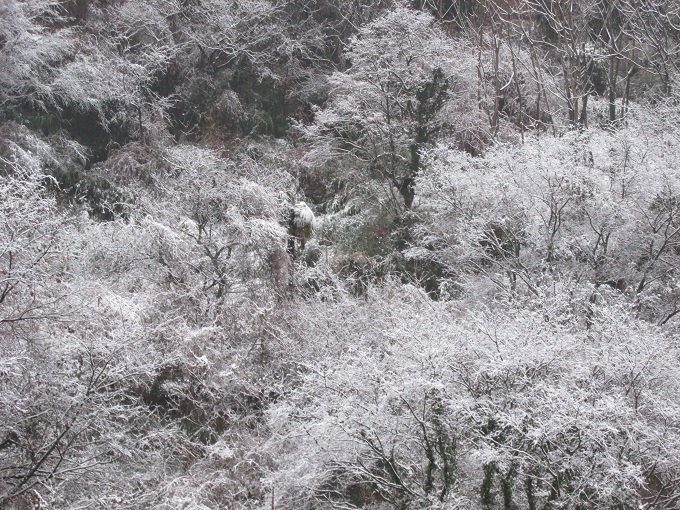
[1,0,680,508]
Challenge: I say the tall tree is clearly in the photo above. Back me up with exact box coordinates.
[303,7,471,209]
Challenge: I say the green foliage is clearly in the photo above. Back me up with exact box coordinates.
[403,67,451,208]
[47,165,132,221]
[300,241,322,267]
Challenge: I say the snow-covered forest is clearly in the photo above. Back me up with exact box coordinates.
[2,0,680,508]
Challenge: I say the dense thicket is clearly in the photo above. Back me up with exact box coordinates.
[1,0,680,508]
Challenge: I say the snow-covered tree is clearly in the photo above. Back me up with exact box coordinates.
[303,7,479,209]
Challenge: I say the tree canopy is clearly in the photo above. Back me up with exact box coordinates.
[1,0,680,508]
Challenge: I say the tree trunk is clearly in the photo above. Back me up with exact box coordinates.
[579,92,588,127]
